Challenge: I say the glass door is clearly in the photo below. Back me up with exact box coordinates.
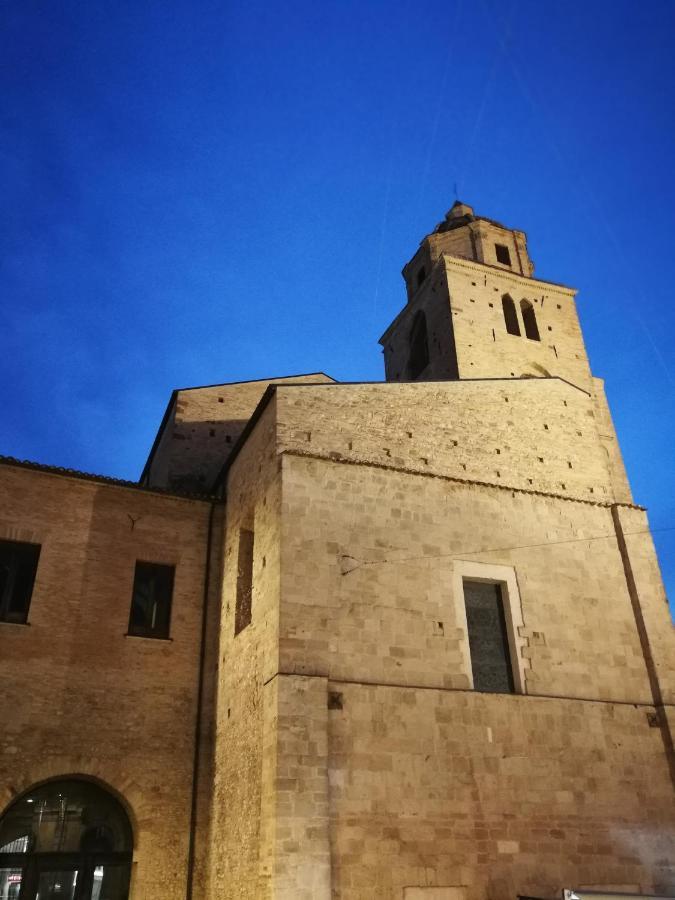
[34,868,80,900]
[0,867,24,900]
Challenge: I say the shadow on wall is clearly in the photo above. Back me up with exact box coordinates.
[167,418,249,493]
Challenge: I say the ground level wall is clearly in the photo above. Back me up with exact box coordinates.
[326,682,675,900]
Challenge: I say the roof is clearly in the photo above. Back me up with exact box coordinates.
[0,454,211,501]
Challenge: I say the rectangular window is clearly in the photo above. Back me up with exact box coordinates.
[463,580,514,693]
[495,243,511,266]
[234,528,254,635]
[0,539,41,624]
[128,561,174,639]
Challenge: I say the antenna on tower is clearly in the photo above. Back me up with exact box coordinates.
[453,181,458,200]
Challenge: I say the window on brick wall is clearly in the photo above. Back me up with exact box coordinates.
[521,299,541,341]
[408,310,430,379]
[463,580,515,693]
[234,528,254,635]
[128,561,175,639]
[495,243,511,266]
[501,294,521,336]
[0,539,41,624]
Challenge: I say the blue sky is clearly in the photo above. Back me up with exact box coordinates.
[2,0,674,611]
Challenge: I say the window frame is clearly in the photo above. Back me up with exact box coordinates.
[127,560,175,640]
[0,538,41,626]
[452,560,527,694]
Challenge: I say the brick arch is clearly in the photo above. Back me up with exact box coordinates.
[0,760,155,854]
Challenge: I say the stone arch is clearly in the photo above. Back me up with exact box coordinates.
[501,295,521,336]
[520,299,541,341]
[0,776,134,899]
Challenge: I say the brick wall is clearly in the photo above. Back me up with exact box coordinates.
[0,464,210,899]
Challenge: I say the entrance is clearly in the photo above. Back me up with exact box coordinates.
[0,780,132,900]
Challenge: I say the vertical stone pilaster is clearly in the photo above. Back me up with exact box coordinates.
[611,504,675,786]
[259,673,331,900]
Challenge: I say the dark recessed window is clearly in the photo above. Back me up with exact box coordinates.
[501,294,520,336]
[416,266,427,287]
[408,310,430,380]
[495,243,511,266]
[464,580,514,693]
[0,539,41,624]
[521,299,541,341]
[128,561,174,639]
[234,528,254,635]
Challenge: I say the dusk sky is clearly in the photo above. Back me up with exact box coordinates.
[2,1,674,612]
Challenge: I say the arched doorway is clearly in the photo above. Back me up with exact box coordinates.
[0,779,132,900]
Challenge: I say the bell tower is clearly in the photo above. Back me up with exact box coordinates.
[379,201,593,391]
[378,201,633,503]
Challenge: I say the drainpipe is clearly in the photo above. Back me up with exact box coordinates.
[186,497,218,899]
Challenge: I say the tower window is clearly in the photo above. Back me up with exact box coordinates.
[0,539,41,624]
[408,310,430,379]
[501,295,520,336]
[234,527,254,635]
[521,299,541,341]
[128,561,175,639]
[416,266,427,287]
[463,580,514,693]
[495,243,511,266]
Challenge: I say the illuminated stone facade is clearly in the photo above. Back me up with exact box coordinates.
[1,203,673,900]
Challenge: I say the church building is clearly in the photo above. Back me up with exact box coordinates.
[1,202,673,900]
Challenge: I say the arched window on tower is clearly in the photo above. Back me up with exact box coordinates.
[408,310,430,379]
[0,778,133,900]
[501,295,520,336]
[520,299,541,341]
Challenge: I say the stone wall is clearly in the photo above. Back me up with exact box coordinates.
[206,397,283,899]
[272,450,675,899]
[328,683,674,900]
[274,380,627,504]
[143,373,333,493]
[0,463,210,899]
[383,256,592,396]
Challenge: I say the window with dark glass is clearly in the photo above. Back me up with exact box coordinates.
[127,561,174,639]
[0,539,41,625]
[416,266,426,287]
[495,243,511,266]
[0,778,132,900]
[463,580,514,693]
[408,310,430,380]
[501,295,520,336]
[521,299,541,341]
[234,528,254,635]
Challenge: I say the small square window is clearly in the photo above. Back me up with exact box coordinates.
[128,561,175,639]
[495,243,511,266]
[0,539,41,624]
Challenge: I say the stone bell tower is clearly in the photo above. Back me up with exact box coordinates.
[379,201,633,503]
[379,200,595,389]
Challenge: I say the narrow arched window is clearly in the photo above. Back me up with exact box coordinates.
[0,778,132,899]
[521,299,540,341]
[502,295,520,336]
[408,310,430,379]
